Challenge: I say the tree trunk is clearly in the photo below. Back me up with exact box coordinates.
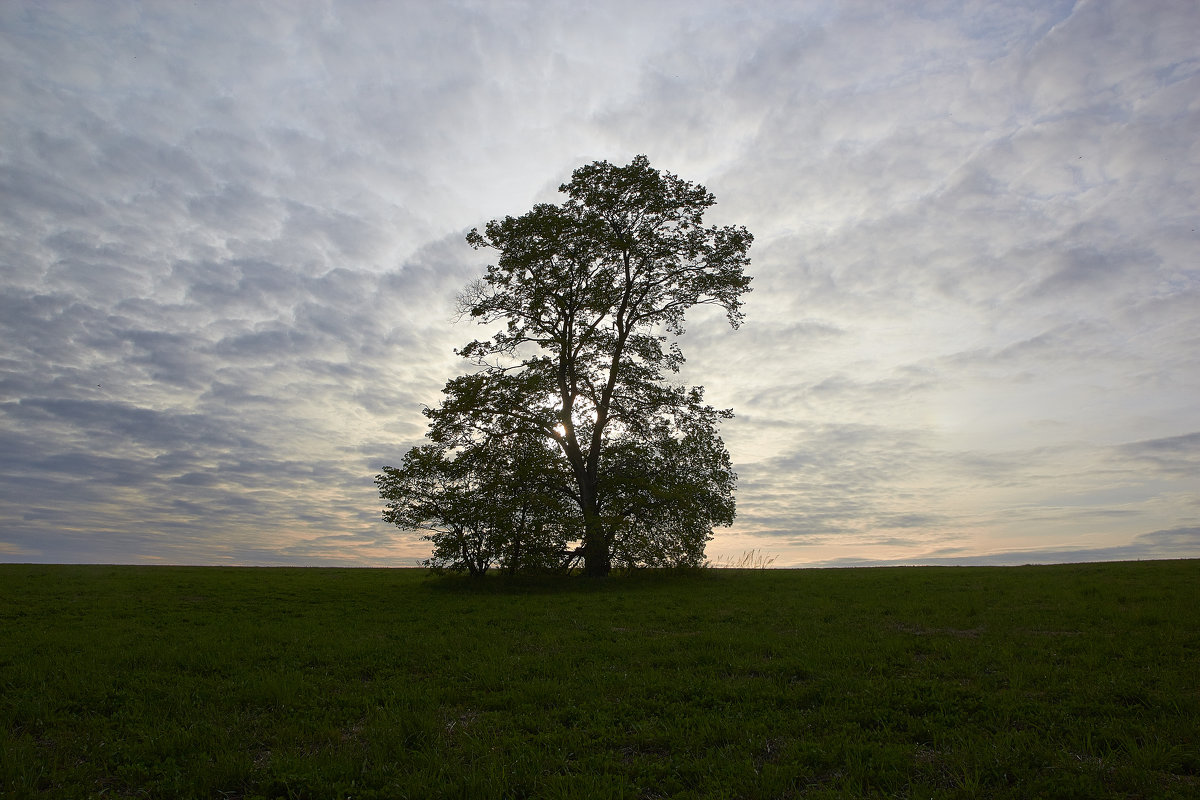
[581,502,611,577]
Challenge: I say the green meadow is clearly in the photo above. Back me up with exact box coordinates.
[1,561,1197,799]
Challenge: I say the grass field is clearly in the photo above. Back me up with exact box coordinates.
[2,560,1198,799]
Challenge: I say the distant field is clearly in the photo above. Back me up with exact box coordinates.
[2,561,1197,799]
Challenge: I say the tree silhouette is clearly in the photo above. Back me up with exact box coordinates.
[382,155,752,576]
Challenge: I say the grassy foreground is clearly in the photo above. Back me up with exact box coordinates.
[1,561,1197,799]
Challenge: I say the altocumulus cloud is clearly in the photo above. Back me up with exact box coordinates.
[1,0,1197,566]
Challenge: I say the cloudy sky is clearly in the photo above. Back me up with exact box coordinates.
[2,0,1198,568]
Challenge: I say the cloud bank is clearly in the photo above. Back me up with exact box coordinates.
[2,1,1197,566]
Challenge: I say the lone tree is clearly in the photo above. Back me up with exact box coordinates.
[381,155,752,576]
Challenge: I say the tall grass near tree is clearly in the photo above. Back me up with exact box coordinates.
[2,560,1198,798]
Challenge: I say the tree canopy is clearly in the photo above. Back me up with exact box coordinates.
[378,155,752,576]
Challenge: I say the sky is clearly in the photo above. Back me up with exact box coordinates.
[2,0,1198,568]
